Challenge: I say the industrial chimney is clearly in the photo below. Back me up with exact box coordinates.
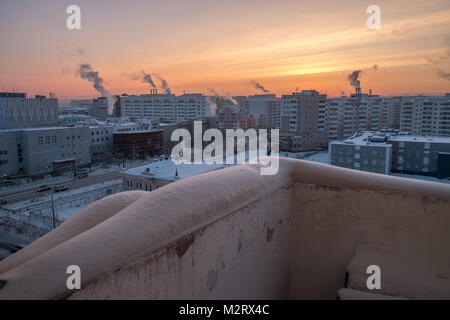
[355,80,361,95]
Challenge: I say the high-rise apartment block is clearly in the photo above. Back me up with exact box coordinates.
[280,90,328,150]
[121,93,208,121]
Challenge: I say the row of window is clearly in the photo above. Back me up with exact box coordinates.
[38,136,57,144]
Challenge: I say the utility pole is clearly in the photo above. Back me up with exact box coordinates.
[51,193,56,229]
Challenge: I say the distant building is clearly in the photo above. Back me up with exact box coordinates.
[0,126,91,176]
[121,92,207,121]
[390,135,450,176]
[329,132,392,175]
[0,93,58,129]
[217,106,249,130]
[90,97,109,120]
[113,129,164,159]
[241,94,280,129]
[329,131,450,177]
[121,159,231,191]
[399,95,450,136]
[280,90,328,151]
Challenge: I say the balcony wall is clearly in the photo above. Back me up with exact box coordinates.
[0,158,449,299]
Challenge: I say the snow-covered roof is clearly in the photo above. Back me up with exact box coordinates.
[123,159,232,181]
[388,135,450,144]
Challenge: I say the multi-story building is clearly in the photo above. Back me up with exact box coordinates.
[381,97,401,130]
[241,94,280,129]
[330,131,450,177]
[280,90,328,151]
[390,135,450,176]
[113,129,164,159]
[90,97,109,120]
[88,125,114,162]
[217,106,249,130]
[0,93,58,129]
[400,95,450,136]
[0,126,91,176]
[325,96,359,141]
[121,93,207,121]
[329,132,392,175]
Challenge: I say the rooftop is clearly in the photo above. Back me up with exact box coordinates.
[123,159,233,181]
[331,131,450,146]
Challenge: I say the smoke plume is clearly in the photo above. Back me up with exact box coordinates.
[153,74,171,94]
[130,70,156,88]
[250,80,269,93]
[347,70,362,88]
[437,69,450,81]
[76,63,114,114]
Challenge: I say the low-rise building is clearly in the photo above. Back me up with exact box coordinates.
[330,131,450,177]
[329,132,392,175]
[122,159,230,191]
[390,135,450,176]
[113,129,163,159]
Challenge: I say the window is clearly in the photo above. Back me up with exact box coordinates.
[38,137,44,144]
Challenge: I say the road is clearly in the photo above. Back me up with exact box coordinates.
[0,170,122,204]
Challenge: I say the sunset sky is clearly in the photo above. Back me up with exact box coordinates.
[0,0,449,100]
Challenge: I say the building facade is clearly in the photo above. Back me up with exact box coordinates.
[0,93,58,129]
[113,129,164,159]
[121,93,207,121]
[280,90,328,151]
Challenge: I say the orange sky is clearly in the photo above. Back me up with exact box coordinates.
[0,0,449,99]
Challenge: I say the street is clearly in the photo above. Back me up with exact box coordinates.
[0,170,122,204]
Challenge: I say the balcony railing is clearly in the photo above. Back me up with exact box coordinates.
[0,157,449,299]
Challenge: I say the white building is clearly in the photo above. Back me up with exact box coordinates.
[0,93,58,129]
[121,93,207,122]
[400,95,450,136]
[122,159,232,191]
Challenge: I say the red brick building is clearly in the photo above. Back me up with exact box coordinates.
[113,129,163,159]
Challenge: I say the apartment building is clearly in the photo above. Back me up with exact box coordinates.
[400,95,450,136]
[280,90,328,151]
[381,96,401,130]
[121,93,207,121]
[241,94,281,129]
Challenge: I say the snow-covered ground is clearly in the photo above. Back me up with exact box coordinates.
[0,179,123,241]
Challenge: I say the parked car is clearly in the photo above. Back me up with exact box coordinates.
[100,164,111,169]
[0,199,7,205]
[37,185,51,192]
[53,185,69,192]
